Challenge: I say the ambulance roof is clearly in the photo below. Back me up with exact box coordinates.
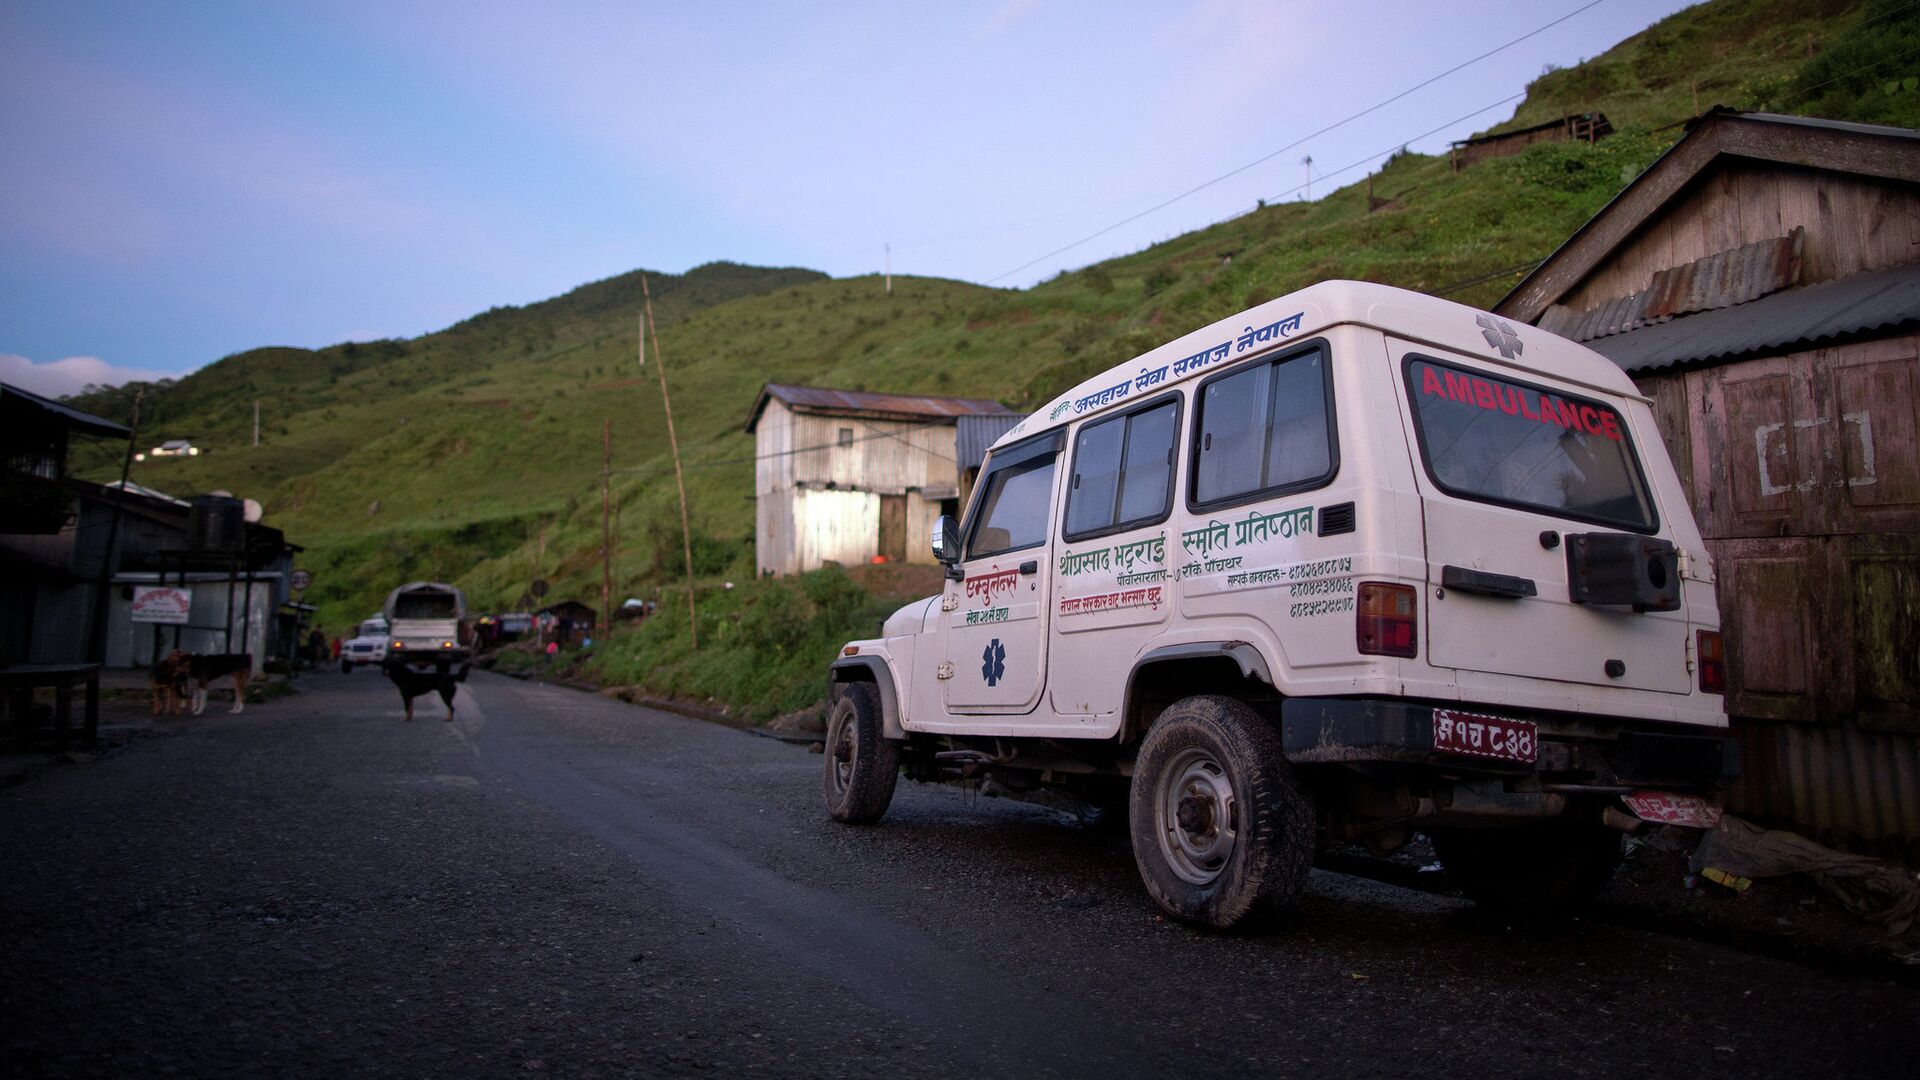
[991,280,1642,456]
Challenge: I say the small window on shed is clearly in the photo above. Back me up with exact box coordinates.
[837,427,854,448]
[1064,398,1179,539]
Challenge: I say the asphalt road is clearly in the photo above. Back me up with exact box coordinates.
[3,671,1915,1078]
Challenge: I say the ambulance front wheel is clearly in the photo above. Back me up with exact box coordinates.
[824,683,900,824]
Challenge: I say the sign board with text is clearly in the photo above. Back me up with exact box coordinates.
[131,585,193,625]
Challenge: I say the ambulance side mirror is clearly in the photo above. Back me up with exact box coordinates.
[932,515,961,568]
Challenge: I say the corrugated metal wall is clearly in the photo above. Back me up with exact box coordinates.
[1731,717,1920,863]
[104,579,276,673]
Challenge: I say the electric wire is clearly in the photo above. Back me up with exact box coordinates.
[986,0,1612,283]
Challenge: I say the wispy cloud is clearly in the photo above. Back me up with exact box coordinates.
[0,353,174,399]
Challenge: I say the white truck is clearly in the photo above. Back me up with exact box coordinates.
[383,582,472,671]
[825,280,1730,929]
[339,616,389,673]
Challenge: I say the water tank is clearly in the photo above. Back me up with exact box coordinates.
[188,494,246,551]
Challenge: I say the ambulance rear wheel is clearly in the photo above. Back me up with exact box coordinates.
[823,683,900,824]
[1129,696,1314,930]
[1430,822,1622,914]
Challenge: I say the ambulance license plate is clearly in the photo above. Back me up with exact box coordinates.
[1432,709,1537,764]
[1622,791,1722,829]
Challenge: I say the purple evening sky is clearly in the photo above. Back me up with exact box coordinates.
[0,0,1696,395]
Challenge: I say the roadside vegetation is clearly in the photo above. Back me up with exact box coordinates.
[581,565,900,723]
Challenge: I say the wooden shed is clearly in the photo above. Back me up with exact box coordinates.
[1496,109,1920,858]
[1450,112,1612,171]
[537,600,597,645]
[744,384,1016,576]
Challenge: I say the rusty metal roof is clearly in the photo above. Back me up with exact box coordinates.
[1497,109,1920,325]
[1452,111,1612,148]
[1541,229,1804,343]
[745,383,1011,432]
[1587,260,1920,373]
[956,413,1026,470]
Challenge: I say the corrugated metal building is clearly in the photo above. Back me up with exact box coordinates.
[1,381,301,673]
[744,384,1018,576]
[1496,109,1920,859]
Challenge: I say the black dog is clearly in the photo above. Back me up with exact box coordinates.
[384,657,462,722]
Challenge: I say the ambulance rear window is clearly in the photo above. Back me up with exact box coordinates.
[1405,357,1657,531]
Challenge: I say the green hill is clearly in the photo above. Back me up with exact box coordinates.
[65,0,1907,657]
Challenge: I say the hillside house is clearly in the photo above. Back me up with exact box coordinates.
[744,384,1018,576]
[1450,111,1613,171]
[1495,109,1920,858]
[537,600,597,645]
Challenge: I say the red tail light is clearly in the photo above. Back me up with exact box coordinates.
[1697,629,1725,694]
[1357,582,1418,658]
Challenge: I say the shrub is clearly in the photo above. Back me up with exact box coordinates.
[583,565,896,721]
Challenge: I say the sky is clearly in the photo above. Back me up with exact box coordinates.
[0,0,1699,396]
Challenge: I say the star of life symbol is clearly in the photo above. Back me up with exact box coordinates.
[981,638,1007,686]
[1476,313,1524,359]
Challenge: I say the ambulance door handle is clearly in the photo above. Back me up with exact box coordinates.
[1019,560,1039,575]
[1441,565,1537,599]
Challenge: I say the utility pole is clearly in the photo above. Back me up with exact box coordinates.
[601,418,612,632]
[88,389,142,665]
[1301,155,1314,201]
[252,400,260,447]
[641,274,700,649]
[885,242,892,296]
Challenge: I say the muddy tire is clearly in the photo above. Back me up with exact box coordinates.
[1128,696,1314,930]
[1430,822,1622,914]
[823,683,900,824]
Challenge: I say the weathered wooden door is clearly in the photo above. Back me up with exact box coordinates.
[878,495,907,563]
[1682,338,1920,728]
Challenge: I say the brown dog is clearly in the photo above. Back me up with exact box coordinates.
[149,651,192,715]
[187,653,253,715]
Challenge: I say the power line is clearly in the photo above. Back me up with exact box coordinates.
[1792,41,1920,100]
[1250,91,1527,212]
[1433,259,1544,297]
[986,0,1612,283]
[612,414,969,475]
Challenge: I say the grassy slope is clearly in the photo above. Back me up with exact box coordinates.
[67,0,1895,660]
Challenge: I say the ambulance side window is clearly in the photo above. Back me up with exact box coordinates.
[965,434,1062,560]
[1191,343,1334,509]
[1063,396,1180,541]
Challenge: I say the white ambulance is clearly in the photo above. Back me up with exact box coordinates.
[825,280,1731,929]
